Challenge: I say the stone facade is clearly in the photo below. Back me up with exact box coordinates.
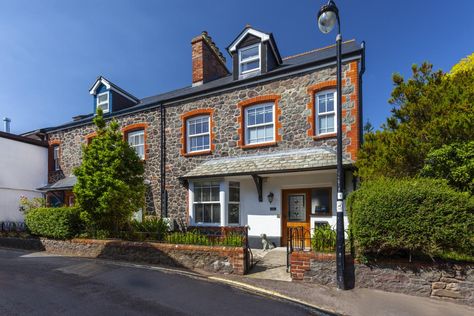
[290,251,474,306]
[0,237,246,274]
[47,61,361,222]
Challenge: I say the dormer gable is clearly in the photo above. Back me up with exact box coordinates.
[89,76,139,114]
[227,26,282,80]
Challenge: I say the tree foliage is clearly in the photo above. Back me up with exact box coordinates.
[356,61,474,180]
[25,207,82,239]
[73,109,145,234]
[421,141,474,194]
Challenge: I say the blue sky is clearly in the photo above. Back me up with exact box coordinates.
[0,0,473,134]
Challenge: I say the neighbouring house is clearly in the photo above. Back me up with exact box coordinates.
[24,26,365,247]
[0,131,48,221]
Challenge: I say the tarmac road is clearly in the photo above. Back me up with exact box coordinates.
[0,247,328,316]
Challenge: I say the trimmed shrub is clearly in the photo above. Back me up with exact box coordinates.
[25,207,83,239]
[348,178,474,260]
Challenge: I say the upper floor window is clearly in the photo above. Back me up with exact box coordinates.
[187,115,210,153]
[97,92,110,113]
[316,90,336,135]
[239,44,260,76]
[53,145,60,171]
[245,103,274,145]
[127,129,145,160]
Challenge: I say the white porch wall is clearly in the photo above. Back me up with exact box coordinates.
[0,137,48,221]
[228,170,354,238]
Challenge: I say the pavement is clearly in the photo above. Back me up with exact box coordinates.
[218,247,474,316]
[1,246,473,316]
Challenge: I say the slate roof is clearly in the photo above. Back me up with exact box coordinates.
[28,40,363,135]
[182,148,353,179]
[38,176,77,191]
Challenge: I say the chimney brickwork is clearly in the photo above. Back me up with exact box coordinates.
[192,32,229,86]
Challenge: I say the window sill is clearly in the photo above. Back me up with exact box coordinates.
[183,150,213,157]
[312,133,337,141]
[241,141,278,150]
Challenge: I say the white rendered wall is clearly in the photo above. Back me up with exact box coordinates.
[229,170,353,239]
[0,138,48,221]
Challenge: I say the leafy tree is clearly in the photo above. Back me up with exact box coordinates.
[356,60,474,180]
[73,109,145,235]
[421,141,474,194]
[450,53,474,76]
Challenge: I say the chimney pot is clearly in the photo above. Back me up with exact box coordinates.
[3,117,11,133]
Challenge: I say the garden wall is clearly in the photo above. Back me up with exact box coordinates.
[0,237,246,275]
[290,251,474,306]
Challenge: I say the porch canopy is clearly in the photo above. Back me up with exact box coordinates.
[37,176,77,192]
[181,147,353,202]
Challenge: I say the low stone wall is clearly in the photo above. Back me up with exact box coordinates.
[291,251,474,306]
[0,237,246,275]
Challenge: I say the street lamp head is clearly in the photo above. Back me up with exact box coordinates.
[317,0,339,34]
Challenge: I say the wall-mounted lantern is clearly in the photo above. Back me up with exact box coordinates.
[267,192,274,204]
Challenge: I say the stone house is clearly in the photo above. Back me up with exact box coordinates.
[26,26,366,247]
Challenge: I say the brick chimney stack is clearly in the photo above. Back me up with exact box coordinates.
[191,31,229,86]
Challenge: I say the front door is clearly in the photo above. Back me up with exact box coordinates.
[281,189,311,247]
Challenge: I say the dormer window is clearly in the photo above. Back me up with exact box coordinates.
[97,92,110,113]
[239,44,260,77]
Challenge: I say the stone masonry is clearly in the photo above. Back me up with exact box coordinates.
[290,251,474,306]
[47,61,361,222]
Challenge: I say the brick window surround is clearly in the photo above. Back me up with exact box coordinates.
[180,108,215,157]
[307,80,339,140]
[122,123,149,160]
[237,95,282,149]
[85,132,97,145]
[48,139,61,172]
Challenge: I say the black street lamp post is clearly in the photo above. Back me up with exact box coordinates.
[317,0,346,290]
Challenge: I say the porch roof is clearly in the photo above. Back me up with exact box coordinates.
[38,176,77,191]
[182,148,353,179]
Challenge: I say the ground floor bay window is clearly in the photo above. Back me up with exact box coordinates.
[189,180,240,226]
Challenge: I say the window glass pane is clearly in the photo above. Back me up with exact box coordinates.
[98,94,108,103]
[319,116,327,134]
[318,95,326,113]
[202,186,210,202]
[264,110,273,123]
[265,126,273,140]
[241,60,259,73]
[195,204,203,222]
[240,46,259,60]
[211,186,220,201]
[212,204,220,223]
[248,127,257,143]
[228,204,239,224]
[203,204,211,222]
[327,94,334,112]
[194,186,202,202]
[229,183,240,202]
[312,188,331,214]
[326,114,335,132]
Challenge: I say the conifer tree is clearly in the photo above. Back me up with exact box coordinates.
[73,109,145,234]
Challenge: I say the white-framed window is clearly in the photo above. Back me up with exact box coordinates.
[228,182,240,225]
[239,44,260,76]
[193,182,221,224]
[316,90,336,135]
[53,145,60,171]
[245,103,274,145]
[97,92,110,113]
[187,115,210,153]
[127,129,145,160]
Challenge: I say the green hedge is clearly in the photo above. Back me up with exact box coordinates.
[25,207,83,239]
[348,178,474,259]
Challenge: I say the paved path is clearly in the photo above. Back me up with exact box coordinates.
[218,274,474,316]
[0,248,327,316]
[247,247,291,281]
